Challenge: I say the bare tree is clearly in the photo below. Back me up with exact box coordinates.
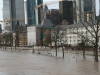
[72,0,100,62]
[71,18,100,62]
[57,29,67,58]
[51,25,67,57]
[51,26,61,56]
[78,37,89,59]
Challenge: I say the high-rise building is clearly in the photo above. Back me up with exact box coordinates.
[27,0,43,25]
[24,1,28,24]
[46,9,60,25]
[0,24,2,45]
[3,0,12,30]
[73,0,95,23]
[0,24,2,30]
[3,0,25,31]
[59,1,73,24]
[84,0,95,13]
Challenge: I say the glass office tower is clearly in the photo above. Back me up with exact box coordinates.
[73,0,95,23]
[27,0,43,25]
[3,0,12,30]
[11,0,25,30]
[59,1,73,24]
[3,0,25,31]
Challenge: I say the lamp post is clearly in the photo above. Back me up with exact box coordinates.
[82,37,86,59]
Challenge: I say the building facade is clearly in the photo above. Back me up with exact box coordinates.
[26,19,53,46]
[73,0,95,23]
[14,23,27,47]
[46,9,60,25]
[59,1,73,24]
[3,0,12,30]
[36,19,53,46]
[24,1,28,24]
[51,21,99,47]
[3,0,25,31]
[0,24,2,46]
[27,26,36,46]
[27,0,43,25]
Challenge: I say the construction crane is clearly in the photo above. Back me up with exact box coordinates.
[34,0,63,23]
[0,18,32,30]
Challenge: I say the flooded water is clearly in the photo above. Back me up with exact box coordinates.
[0,49,100,75]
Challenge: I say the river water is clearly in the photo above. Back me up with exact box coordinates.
[0,49,100,75]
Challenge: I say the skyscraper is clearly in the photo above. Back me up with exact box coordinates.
[59,1,73,24]
[24,1,28,24]
[3,0,12,30]
[27,0,43,25]
[46,9,60,25]
[73,0,95,23]
[3,0,25,31]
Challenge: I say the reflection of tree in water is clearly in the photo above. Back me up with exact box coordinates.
[94,62,99,72]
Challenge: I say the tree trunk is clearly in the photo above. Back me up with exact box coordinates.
[95,23,99,62]
[61,43,64,58]
[55,41,57,56]
[95,40,98,62]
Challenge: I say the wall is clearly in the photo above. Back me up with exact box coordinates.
[27,26,36,46]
